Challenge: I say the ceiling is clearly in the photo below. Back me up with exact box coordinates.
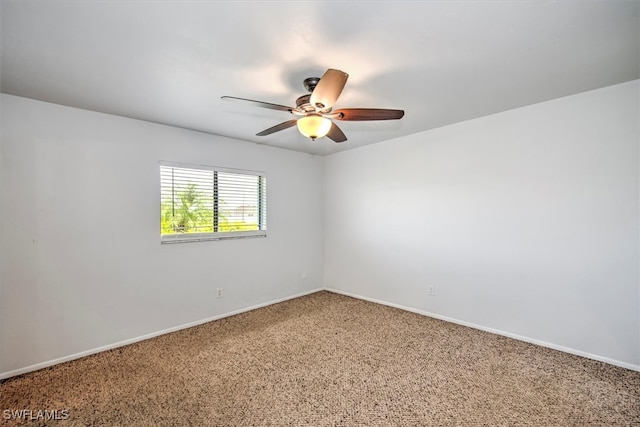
[1,1,638,156]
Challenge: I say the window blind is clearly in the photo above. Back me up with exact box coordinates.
[160,162,266,243]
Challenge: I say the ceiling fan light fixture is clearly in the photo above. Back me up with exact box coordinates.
[297,114,332,140]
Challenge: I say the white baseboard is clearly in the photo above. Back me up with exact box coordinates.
[0,287,324,380]
[324,287,640,373]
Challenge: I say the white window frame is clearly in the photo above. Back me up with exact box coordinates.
[160,161,266,244]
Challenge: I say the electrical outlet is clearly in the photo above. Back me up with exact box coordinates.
[216,288,223,298]
[427,285,436,296]
[301,272,307,280]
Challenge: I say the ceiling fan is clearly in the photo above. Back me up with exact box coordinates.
[221,69,404,143]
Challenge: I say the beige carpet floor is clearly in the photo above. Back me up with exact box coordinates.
[1,291,639,426]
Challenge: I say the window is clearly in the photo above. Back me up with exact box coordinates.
[160,162,266,243]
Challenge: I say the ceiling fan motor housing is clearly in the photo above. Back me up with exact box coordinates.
[295,94,317,113]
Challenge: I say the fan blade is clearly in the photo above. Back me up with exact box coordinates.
[221,96,294,113]
[326,122,347,143]
[310,69,348,111]
[332,108,405,121]
[256,120,298,136]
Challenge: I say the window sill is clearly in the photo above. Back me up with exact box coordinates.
[161,230,266,244]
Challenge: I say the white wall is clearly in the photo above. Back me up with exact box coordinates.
[2,80,638,377]
[324,80,640,369]
[0,94,324,377]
